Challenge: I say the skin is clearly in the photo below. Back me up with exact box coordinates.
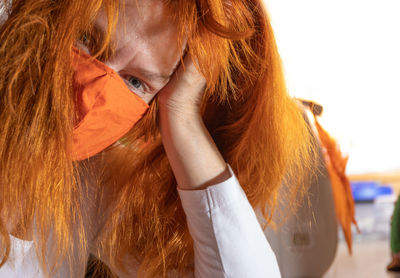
[82,0,231,276]
[93,0,230,190]
[93,0,182,104]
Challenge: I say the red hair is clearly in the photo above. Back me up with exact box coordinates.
[0,0,314,277]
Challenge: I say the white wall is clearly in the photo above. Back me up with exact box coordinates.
[264,0,400,174]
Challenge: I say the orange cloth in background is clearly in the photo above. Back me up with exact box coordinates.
[314,116,358,254]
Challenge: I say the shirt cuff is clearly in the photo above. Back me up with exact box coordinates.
[177,164,246,213]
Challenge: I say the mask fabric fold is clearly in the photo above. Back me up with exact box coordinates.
[70,48,149,161]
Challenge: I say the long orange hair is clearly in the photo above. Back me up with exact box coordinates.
[0,0,314,277]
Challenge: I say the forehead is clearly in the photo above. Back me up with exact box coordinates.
[122,0,175,37]
[94,0,183,90]
[94,0,180,50]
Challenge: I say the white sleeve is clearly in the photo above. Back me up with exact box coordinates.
[177,165,281,278]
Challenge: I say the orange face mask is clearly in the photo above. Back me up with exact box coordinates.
[70,48,149,161]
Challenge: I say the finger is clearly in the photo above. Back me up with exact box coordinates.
[172,53,205,86]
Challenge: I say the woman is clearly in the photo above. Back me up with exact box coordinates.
[0,0,314,277]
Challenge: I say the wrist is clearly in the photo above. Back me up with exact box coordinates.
[158,98,201,122]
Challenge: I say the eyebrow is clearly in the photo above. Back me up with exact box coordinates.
[136,67,173,83]
[135,56,182,84]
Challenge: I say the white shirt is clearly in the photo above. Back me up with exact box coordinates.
[0,166,281,277]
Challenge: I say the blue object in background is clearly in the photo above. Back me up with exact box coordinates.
[351,181,394,202]
[377,184,394,196]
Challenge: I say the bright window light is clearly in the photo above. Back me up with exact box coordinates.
[265,0,400,174]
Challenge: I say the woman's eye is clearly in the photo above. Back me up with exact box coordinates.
[127,76,143,90]
[121,74,151,96]
[81,33,89,45]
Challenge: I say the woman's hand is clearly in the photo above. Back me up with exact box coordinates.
[157,54,231,190]
[158,54,206,117]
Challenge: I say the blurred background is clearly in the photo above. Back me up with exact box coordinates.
[263,0,400,277]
